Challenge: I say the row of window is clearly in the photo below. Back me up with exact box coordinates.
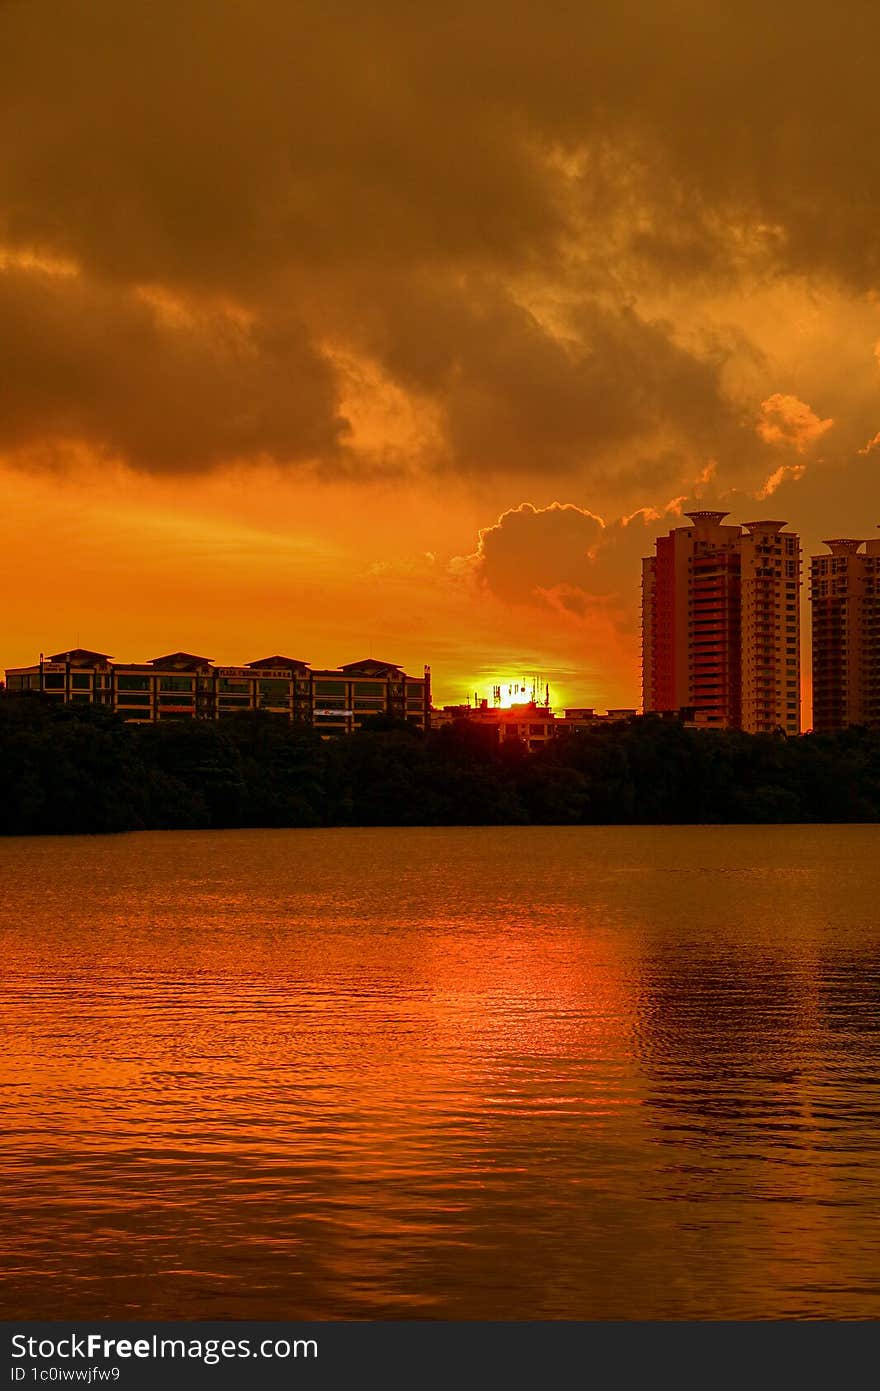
[7,684,425,714]
[19,673,425,698]
[115,709,429,725]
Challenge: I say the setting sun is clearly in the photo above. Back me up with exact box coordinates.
[477,678,552,709]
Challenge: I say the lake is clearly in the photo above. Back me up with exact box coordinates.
[2,824,880,1319]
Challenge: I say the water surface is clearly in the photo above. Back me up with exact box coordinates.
[2,825,880,1319]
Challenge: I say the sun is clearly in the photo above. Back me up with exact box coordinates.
[483,678,550,709]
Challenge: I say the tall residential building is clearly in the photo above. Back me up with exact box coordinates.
[4,649,431,734]
[809,534,880,733]
[642,512,801,733]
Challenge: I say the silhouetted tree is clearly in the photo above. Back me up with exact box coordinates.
[2,691,879,834]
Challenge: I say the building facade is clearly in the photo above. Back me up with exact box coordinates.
[430,700,638,750]
[430,700,556,751]
[642,512,801,734]
[5,649,431,734]
[810,534,880,733]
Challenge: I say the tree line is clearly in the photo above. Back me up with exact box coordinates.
[2,691,879,835]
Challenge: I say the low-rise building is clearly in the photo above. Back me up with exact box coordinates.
[430,700,638,749]
[557,707,637,730]
[4,649,431,734]
[430,699,555,750]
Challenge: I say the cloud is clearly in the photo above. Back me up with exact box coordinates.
[756,394,833,453]
[457,500,661,631]
[361,281,742,478]
[460,503,605,608]
[0,263,345,472]
[0,1,878,487]
[756,462,807,499]
[858,431,880,456]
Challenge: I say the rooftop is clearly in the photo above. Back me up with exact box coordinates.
[821,539,865,554]
[148,652,214,669]
[683,511,731,525]
[47,648,111,664]
[246,655,311,670]
[339,658,403,675]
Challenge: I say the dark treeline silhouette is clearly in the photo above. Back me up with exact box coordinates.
[2,692,879,835]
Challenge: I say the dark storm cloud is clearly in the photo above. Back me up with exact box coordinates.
[344,275,738,475]
[0,266,344,470]
[0,0,878,476]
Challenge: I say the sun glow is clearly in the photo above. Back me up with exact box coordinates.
[483,678,551,710]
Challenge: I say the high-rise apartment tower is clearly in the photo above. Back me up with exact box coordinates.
[642,512,801,733]
[809,533,880,733]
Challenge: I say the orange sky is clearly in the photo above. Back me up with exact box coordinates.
[2,3,879,714]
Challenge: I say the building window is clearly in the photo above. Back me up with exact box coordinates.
[71,673,91,689]
[258,679,289,700]
[315,681,347,697]
[43,674,65,689]
[353,681,385,697]
[159,694,194,707]
[218,678,250,693]
[159,676,195,692]
[117,675,151,691]
[116,693,152,707]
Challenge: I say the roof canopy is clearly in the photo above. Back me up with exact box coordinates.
[683,511,730,525]
[339,658,402,675]
[822,539,865,555]
[247,655,310,671]
[47,648,111,665]
[149,651,213,669]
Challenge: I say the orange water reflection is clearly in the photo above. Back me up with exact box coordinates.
[2,825,880,1318]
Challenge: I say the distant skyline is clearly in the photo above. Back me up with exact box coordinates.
[8,510,880,723]
[2,3,879,713]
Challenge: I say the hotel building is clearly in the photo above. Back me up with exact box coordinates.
[809,534,880,733]
[4,649,431,734]
[642,512,801,733]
